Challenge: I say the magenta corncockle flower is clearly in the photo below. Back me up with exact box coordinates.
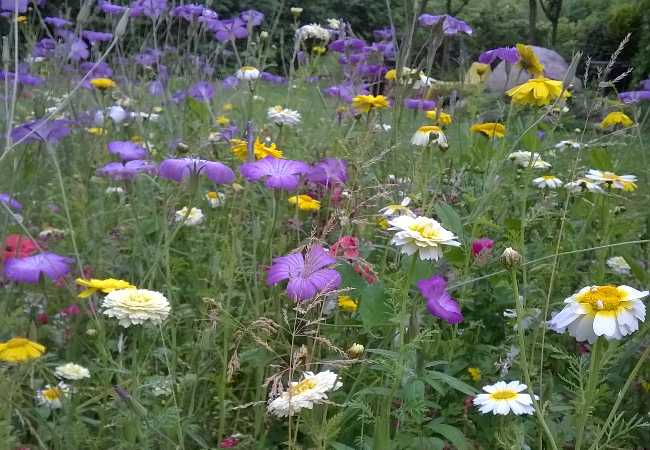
[1,0,28,13]
[220,436,238,448]
[82,31,113,44]
[188,81,215,101]
[478,47,519,65]
[97,160,157,180]
[239,157,310,191]
[159,157,235,184]
[107,141,147,160]
[307,158,348,187]
[11,118,74,144]
[418,14,472,35]
[213,18,247,42]
[44,17,73,27]
[472,238,494,257]
[241,9,264,26]
[417,276,463,324]
[0,193,22,210]
[2,253,75,283]
[267,247,342,301]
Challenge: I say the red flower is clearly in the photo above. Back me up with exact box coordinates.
[220,436,238,448]
[354,265,377,284]
[36,313,48,324]
[3,234,37,260]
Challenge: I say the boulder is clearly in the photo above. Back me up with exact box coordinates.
[485,45,582,93]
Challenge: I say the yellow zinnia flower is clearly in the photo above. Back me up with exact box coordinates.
[229,139,248,159]
[426,110,452,125]
[76,278,136,298]
[352,95,390,113]
[506,77,569,107]
[216,116,230,125]
[88,127,107,135]
[600,112,633,129]
[254,137,283,159]
[0,338,46,363]
[468,367,482,381]
[338,295,358,311]
[470,123,505,138]
[515,44,545,76]
[288,195,321,211]
[90,78,116,90]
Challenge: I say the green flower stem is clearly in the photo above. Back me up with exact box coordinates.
[260,189,282,260]
[575,337,604,450]
[510,269,559,450]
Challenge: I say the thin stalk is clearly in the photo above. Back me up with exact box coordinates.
[575,338,603,450]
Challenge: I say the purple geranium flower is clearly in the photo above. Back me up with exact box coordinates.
[221,76,239,89]
[80,61,113,78]
[188,81,215,101]
[2,253,75,283]
[0,70,43,86]
[134,53,157,66]
[267,247,342,301]
[159,157,235,184]
[213,18,247,41]
[11,118,74,144]
[418,14,472,35]
[364,42,394,56]
[212,125,238,141]
[619,91,650,104]
[44,17,73,27]
[307,158,348,187]
[82,30,113,44]
[170,90,186,104]
[32,38,56,58]
[639,77,650,91]
[358,64,388,77]
[417,276,463,324]
[241,9,264,26]
[239,157,310,191]
[108,141,147,160]
[138,0,168,19]
[403,98,436,110]
[478,46,519,65]
[0,193,22,210]
[97,160,157,180]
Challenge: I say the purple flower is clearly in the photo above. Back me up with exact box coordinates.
[159,157,235,184]
[170,4,204,20]
[44,17,73,27]
[213,125,238,141]
[2,253,75,283]
[188,81,215,101]
[364,42,394,56]
[213,18,247,42]
[373,26,394,41]
[267,247,342,301]
[537,131,546,141]
[68,39,89,61]
[1,0,27,13]
[0,70,43,86]
[97,160,157,180]
[82,30,113,44]
[417,276,463,324]
[329,38,366,53]
[307,159,348,187]
[99,1,126,14]
[32,38,56,58]
[403,98,436,110]
[478,47,519,65]
[323,80,370,103]
[241,9,264,26]
[619,91,650,104]
[260,72,286,85]
[239,157,310,191]
[11,118,74,144]
[0,193,22,210]
[108,141,147,160]
[139,0,168,19]
[170,90,186,104]
[221,76,239,89]
[306,76,319,83]
[80,61,113,78]
[358,65,388,77]
[134,53,157,66]
[640,77,650,91]
[418,14,472,36]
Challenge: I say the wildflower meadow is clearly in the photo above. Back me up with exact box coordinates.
[1,1,650,449]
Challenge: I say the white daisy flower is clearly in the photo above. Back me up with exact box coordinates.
[326,18,340,29]
[54,363,90,380]
[585,170,637,191]
[565,178,604,194]
[388,215,461,261]
[532,175,563,189]
[267,370,342,417]
[410,126,447,147]
[508,151,549,168]
[175,207,204,226]
[547,285,647,343]
[297,24,330,41]
[473,381,538,415]
[235,66,260,80]
[105,187,125,195]
[37,382,71,409]
[206,191,226,208]
[379,197,415,218]
[373,123,392,132]
[606,256,631,275]
[267,106,302,126]
[102,289,171,328]
[555,140,582,150]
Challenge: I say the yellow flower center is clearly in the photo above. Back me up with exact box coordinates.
[600,173,620,180]
[490,389,518,401]
[6,338,29,348]
[42,387,62,401]
[541,176,557,181]
[207,192,218,199]
[418,126,441,133]
[290,378,317,396]
[578,286,623,311]
[127,292,155,304]
[242,66,255,71]
[410,222,440,240]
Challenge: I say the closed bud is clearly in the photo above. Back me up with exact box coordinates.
[114,8,130,39]
[177,142,189,153]
[86,328,98,337]
[76,0,93,24]
[563,51,582,91]
[500,247,522,269]
[260,31,269,39]
[347,343,364,358]
[2,36,9,65]
[439,142,449,152]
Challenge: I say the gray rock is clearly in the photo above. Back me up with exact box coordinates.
[485,46,582,93]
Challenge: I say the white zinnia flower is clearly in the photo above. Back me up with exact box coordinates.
[555,140,582,150]
[235,66,260,80]
[175,207,204,226]
[297,24,330,41]
[532,175,563,189]
[607,256,631,275]
[388,215,461,261]
[565,178,604,194]
[267,106,302,126]
[473,381,537,415]
[585,170,637,191]
[54,363,90,380]
[547,285,647,343]
[37,382,71,409]
[102,289,171,328]
[379,197,414,218]
[267,370,342,417]
[411,126,446,147]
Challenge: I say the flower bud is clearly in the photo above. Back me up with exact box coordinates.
[114,8,130,39]
[2,36,9,65]
[500,247,522,269]
[260,31,269,39]
[86,328,98,337]
[290,7,303,16]
[76,0,93,24]
[347,343,364,358]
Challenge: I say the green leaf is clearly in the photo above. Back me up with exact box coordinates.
[476,215,501,230]
[186,428,210,449]
[622,256,647,284]
[434,202,463,236]
[521,127,540,152]
[337,262,366,296]
[331,443,356,450]
[589,148,614,171]
[359,282,392,332]
[426,423,468,450]
[423,372,479,396]
[366,348,399,358]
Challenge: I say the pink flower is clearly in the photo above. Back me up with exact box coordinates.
[472,237,494,257]
[220,436,238,447]
[354,265,377,284]
[36,313,48,324]
[328,236,360,259]
[330,187,345,204]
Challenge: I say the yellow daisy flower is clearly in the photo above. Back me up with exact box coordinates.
[468,367,482,381]
[90,78,116,90]
[515,44,545,76]
[426,110,452,125]
[338,295,358,312]
[254,137,283,159]
[600,112,633,129]
[216,116,230,125]
[352,95,391,113]
[470,123,505,138]
[76,278,136,298]
[130,136,144,143]
[229,139,248,159]
[17,15,27,23]
[313,46,327,54]
[288,195,321,211]
[0,338,46,363]
[506,77,570,107]
[88,128,107,135]
[223,103,234,110]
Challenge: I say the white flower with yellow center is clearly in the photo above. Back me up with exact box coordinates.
[54,363,90,380]
[388,215,461,261]
[508,151,550,168]
[411,126,446,147]
[175,207,204,226]
[102,289,171,327]
[565,178,604,194]
[555,140,582,150]
[585,170,637,191]
[297,24,330,41]
[326,18,340,29]
[206,191,226,208]
[532,175,563,189]
[606,256,631,275]
[548,285,647,343]
[379,197,415,218]
[473,381,537,415]
[267,106,302,126]
[267,370,342,417]
[235,66,260,80]
[37,382,71,409]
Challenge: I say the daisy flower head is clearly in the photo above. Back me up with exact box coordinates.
[175,207,204,226]
[470,122,505,138]
[473,381,538,415]
[379,197,415,218]
[90,78,116,90]
[607,256,631,275]
[338,295,358,311]
[565,178,604,194]
[585,170,637,191]
[0,338,45,363]
[532,175,563,189]
[254,137,283,159]
[206,191,226,208]
[37,382,71,409]
[289,195,321,211]
[235,66,260,80]
[388,215,461,261]
[506,77,569,107]
[267,370,342,417]
[101,289,171,327]
[600,112,633,129]
[267,106,302,126]
[515,44,545,76]
[297,23,330,41]
[411,126,447,147]
[76,278,136,298]
[54,363,90,380]
[547,285,647,343]
[351,95,390,113]
[555,140,582,150]
[426,110,452,125]
[508,151,550,169]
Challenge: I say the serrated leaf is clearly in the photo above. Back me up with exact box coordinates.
[423,372,479,396]
[434,202,462,235]
[359,282,392,331]
[426,423,468,450]
[589,148,613,171]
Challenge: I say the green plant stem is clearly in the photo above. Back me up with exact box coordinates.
[575,337,603,450]
[510,269,559,450]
